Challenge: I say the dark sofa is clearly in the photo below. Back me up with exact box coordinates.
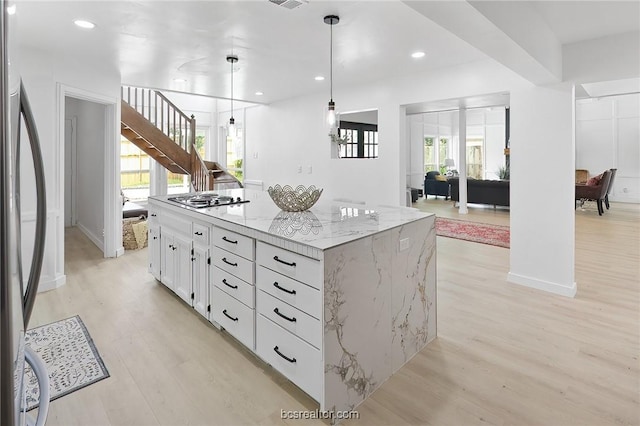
[424,171,450,199]
[449,178,510,207]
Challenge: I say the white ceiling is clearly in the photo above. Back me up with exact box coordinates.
[16,1,640,105]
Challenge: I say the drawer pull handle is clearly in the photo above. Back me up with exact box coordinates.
[222,309,238,322]
[273,256,296,267]
[194,231,203,236]
[273,282,296,295]
[274,308,296,322]
[222,278,238,289]
[222,257,238,267]
[274,346,296,363]
[222,236,238,244]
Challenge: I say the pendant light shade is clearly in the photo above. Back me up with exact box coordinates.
[324,15,339,135]
[227,55,238,138]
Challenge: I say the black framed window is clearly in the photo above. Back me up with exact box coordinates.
[338,121,378,158]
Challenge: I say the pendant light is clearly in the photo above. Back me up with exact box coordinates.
[324,15,339,135]
[227,54,238,138]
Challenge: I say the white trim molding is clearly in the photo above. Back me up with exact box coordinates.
[37,273,66,293]
[56,83,120,260]
[507,272,577,298]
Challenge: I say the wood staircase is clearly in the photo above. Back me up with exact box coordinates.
[120,86,242,192]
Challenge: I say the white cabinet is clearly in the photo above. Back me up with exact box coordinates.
[161,228,192,303]
[210,225,256,349]
[192,243,209,318]
[148,225,161,281]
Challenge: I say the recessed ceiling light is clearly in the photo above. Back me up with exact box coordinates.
[173,78,186,83]
[411,51,425,59]
[255,91,264,96]
[6,5,16,15]
[314,76,325,81]
[74,19,95,29]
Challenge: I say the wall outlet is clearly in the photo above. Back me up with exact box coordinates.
[399,238,410,252]
[623,187,629,193]
[297,166,302,173]
[253,152,258,159]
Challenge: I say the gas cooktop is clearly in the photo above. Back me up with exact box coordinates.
[168,193,249,208]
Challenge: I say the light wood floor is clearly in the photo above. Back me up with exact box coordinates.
[30,198,639,425]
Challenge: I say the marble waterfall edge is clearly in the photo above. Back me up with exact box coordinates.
[323,215,436,414]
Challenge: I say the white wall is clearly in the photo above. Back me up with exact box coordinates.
[508,84,576,297]
[19,44,121,292]
[65,98,106,249]
[246,59,524,206]
[576,93,640,203]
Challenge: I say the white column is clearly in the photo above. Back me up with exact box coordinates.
[507,84,576,297]
[458,108,468,214]
[149,160,167,196]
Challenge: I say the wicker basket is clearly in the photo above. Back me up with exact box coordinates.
[123,217,148,250]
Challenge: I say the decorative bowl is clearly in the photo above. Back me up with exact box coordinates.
[267,185,323,212]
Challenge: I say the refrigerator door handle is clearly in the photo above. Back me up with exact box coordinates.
[19,81,46,328]
[24,346,49,426]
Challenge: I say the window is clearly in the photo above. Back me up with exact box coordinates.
[424,137,436,172]
[226,127,244,182]
[424,136,451,173]
[338,121,378,159]
[120,137,150,202]
[466,137,484,179]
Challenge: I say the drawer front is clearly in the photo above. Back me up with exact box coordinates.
[212,246,255,284]
[256,242,321,290]
[257,290,321,349]
[192,222,210,246]
[256,266,321,319]
[213,266,255,308]
[159,211,191,235]
[211,286,255,350]
[148,206,159,225]
[213,227,255,260]
[256,315,322,402]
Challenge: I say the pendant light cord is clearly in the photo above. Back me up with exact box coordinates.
[330,22,333,102]
[230,59,234,120]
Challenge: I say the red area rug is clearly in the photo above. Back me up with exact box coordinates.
[435,217,510,248]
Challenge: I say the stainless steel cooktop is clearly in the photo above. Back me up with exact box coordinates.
[168,193,249,208]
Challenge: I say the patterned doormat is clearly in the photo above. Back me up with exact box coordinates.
[435,217,510,248]
[24,315,110,410]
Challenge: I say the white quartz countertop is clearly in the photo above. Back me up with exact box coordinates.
[148,189,433,251]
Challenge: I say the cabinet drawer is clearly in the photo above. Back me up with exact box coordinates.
[159,211,191,235]
[256,315,322,402]
[256,242,321,290]
[192,222,210,246]
[213,227,255,260]
[211,286,255,350]
[256,266,321,319]
[257,290,321,349]
[148,207,159,225]
[212,246,255,284]
[213,266,255,309]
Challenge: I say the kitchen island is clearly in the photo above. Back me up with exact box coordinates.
[147,189,436,417]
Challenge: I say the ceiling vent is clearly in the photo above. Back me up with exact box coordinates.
[268,0,308,10]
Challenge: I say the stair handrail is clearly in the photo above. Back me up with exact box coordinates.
[121,86,195,154]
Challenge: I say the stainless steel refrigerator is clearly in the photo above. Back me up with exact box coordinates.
[1,0,50,425]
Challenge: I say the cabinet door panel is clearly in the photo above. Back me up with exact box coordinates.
[149,225,161,280]
[192,245,209,318]
[174,233,193,305]
[160,232,175,291]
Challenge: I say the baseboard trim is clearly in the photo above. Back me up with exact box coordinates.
[115,246,125,258]
[507,272,577,298]
[76,223,104,253]
[37,273,66,293]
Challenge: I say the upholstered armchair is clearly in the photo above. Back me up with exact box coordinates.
[605,168,617,210]
[575,169,612,216]
[424,171,450,199]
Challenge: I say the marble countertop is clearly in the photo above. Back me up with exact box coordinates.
[148,189,433,251]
